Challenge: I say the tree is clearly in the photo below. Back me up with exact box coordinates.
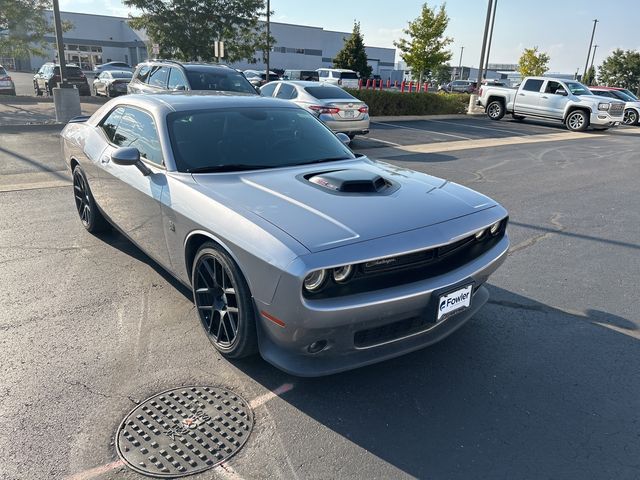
[598,49,640,93]
[517,47,550,77]
[124,0,273,64]
[333,21,372,79]
[582,65,596,86]
[0,0,56,58]
[394,2,453,83]
[432,63,452,85]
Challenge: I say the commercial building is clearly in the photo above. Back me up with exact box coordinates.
[17,11,396,76]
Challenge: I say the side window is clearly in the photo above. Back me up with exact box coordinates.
[596,91,612,98]
[101,107,125,142]
[136,65,151,83]
[276,83,296,99]
[319,70,328,78]
[167,68,187,90]
[523,79,544,92]
[148,66,169,88]
[113,108,163,166]
[260,83,277,97]
[545,81,562,94]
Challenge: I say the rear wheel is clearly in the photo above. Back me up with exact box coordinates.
[565,110,589,132]
[486,100,505,120]
[623,108,639,125]
[72,166,109,233]
[192,243,257,359]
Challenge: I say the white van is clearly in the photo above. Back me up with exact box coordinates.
[317,68,360,88]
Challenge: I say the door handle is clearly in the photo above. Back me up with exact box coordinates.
[541,95,548,99]
[518,93,526,96]
[100,155,110,164]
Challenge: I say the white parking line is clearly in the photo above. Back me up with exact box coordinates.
[372,121,472,140]
[366,137,401,146]
[423,118,529,136]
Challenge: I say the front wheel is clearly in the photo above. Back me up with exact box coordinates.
[565,110,589,132]
[192,244,257,359]
[486,100,505,120]
[72,166,109,233]
[623,108,639,125]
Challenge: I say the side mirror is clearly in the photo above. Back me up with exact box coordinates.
[336,132,351,146]
[173,84,186,91]
[255,85,262,94]
[111,147,152,176]
[555,89,568,96]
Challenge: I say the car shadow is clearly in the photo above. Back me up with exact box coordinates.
[232,285,639,479]
[95,228,193,301]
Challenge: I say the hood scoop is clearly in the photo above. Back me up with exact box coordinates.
[305,169,394,194]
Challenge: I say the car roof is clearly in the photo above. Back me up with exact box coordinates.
[140,60,232,70]
[101,69,133,75]
[114,93,299,114]
[317,68,355,72]
[280,81,340,88]
[591,86,624,91]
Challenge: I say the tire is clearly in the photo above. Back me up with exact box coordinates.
[623,108,639,126]
[512,114,525,121]
[192,243,257,359]
[565,110,589,132]
[72,166,110,233]
[486,100,505,120]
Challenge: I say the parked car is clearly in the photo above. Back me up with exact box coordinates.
[92,70,133,97]
[282,69,319,81]
[0,65,16,95]
[243,69,279,87]
[33,63,91,96]
[260,80,369,139]
[60,93,509,376]
[317,68,360,88]
[443,80,477,93]
[589,86,640,125]
[478,76,625,131]
[128,60,257,95]
[93,61,133,74]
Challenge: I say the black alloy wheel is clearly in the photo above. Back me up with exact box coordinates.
[72,166,109,233]
[623,109,638,125]
[192,244,257,358]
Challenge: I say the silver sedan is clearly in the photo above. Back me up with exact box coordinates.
[260,80,370,139]
[61,93,509,376]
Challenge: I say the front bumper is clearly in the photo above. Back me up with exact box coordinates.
[255,226,509,377]
[590,111,622,127]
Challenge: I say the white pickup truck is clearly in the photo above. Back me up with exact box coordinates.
[478,76,625,131]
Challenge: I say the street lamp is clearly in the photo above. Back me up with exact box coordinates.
[583,19,598,81]
[265,0,270,84]
[484,0,498,73]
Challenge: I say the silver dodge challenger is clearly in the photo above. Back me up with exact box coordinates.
[61,93,509,376]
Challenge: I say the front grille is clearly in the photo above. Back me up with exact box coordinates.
[609,103,624,117]
[305,218,508,299]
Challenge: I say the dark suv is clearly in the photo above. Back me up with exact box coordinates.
[33,63,91,96]
[128,60,258,95]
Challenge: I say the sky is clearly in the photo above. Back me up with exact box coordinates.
[59,0,640,74]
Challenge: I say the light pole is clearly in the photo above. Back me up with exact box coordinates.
[583,19,598,81]
[589,44,599,72]
[458,46,464,79]
[484,0,498,73]
[265,0,270,84]
[52,0,67,87]
[476,0,494,89]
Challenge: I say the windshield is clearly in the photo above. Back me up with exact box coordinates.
[618,89,638,101]
[564,81,591,96]
[611,89,637,102]
[168,107,355,173]
[304,86,356,100]
[53,66,83,77]
[185,69,256,94]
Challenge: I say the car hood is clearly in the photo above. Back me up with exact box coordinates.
[192,158,498,252]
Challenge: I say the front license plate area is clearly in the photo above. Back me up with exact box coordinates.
[437,284,473,321]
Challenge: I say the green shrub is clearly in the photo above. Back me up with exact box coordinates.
[344,88,469,116]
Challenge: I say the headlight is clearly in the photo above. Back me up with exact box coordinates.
[303,269,327,291]
[598,103,610,111]
[333,265,353,283]
[490,221,501,235]
[475,229,486,240]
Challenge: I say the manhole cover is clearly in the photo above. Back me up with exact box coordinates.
[116,386,253,478]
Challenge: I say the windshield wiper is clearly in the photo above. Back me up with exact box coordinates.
[187,164,276,173]
[294,157,353,166]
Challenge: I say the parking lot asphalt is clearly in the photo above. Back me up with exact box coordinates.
[1,116,639,480]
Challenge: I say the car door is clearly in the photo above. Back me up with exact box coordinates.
[514,78,544,116]
[540,80,569,119]
[167,68,188,91]
[98,106,170,266]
